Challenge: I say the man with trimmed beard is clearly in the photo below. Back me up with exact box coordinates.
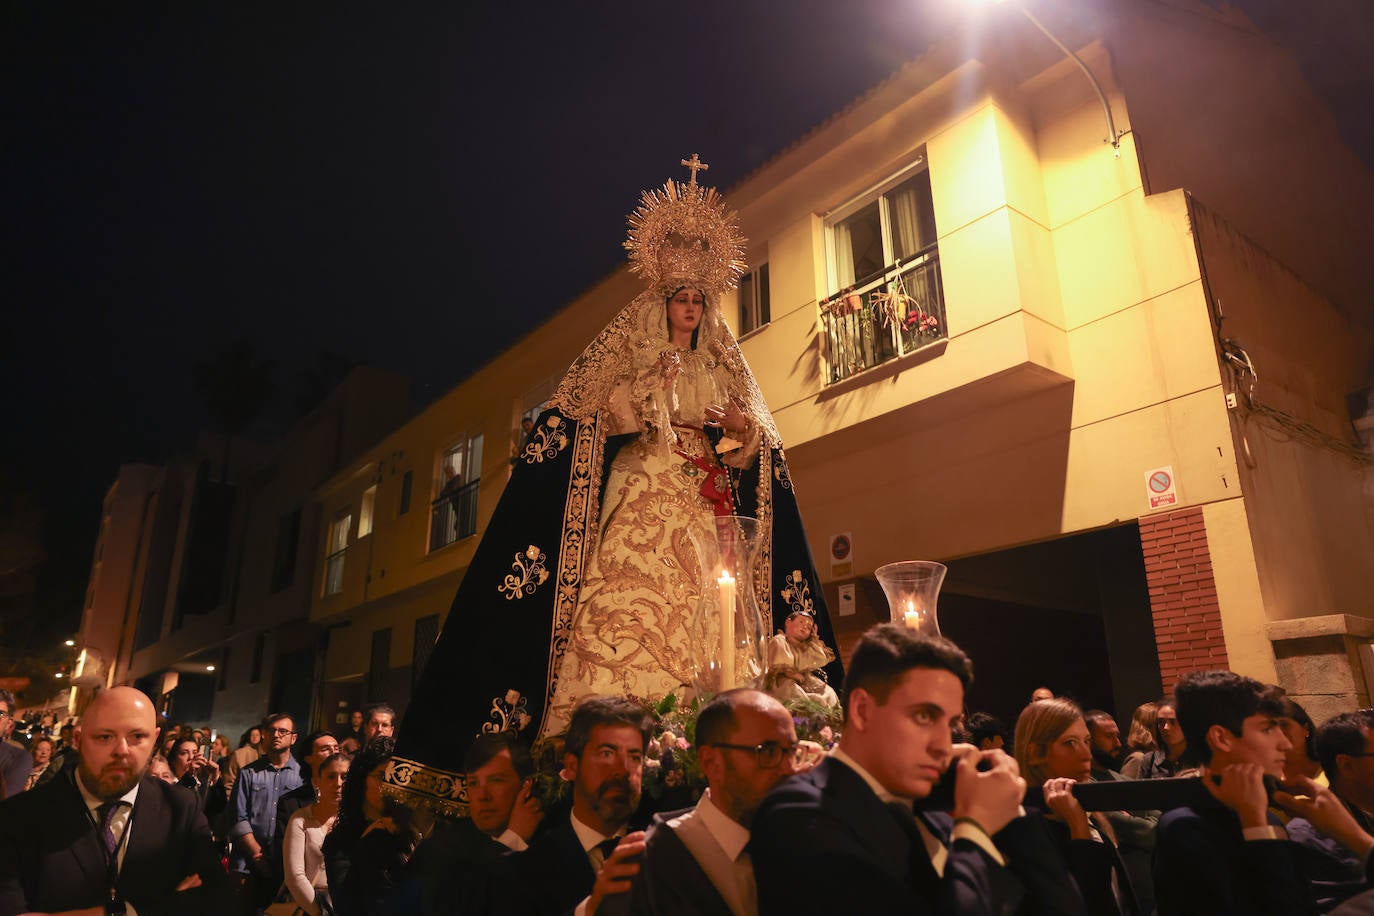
[0,686,226,915]
[491,695,652,915]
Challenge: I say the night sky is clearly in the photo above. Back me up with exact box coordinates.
[4,1,1371,646]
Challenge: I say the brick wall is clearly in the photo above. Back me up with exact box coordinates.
[1140,507,1228,692]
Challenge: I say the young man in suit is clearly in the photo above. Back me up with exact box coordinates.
[750,623,1082,915]
[0,685,227,916]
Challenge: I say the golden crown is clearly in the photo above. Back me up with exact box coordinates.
[624,154,748,296]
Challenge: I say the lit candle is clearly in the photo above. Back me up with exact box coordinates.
[718,571,736,690]
[903,599,920,630]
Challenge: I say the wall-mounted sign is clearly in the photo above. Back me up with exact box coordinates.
[1145,466,1178,510]
[837,582,857,617]
[830,532,853,578]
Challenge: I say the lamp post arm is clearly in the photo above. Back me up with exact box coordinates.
[1009,3,1122,154]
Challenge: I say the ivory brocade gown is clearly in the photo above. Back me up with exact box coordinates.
[544,342,757,736]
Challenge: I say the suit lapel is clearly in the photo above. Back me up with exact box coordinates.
[56,772,109,894]
[119,777,164,890]
[819,759,913,885]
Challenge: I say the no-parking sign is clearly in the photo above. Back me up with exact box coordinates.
[1145,466,1178,510]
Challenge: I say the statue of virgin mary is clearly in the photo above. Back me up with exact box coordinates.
[388,157,842,817]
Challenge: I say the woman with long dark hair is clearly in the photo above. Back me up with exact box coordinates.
[322,737,394,916]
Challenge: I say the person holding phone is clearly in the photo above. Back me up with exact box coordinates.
[751,623,1087,915]
[170,736,221,813]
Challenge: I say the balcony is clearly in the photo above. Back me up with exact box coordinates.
[821,245,946,385]
[430,478,479,552]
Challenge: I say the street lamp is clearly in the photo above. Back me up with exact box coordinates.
[985,0,1126,157]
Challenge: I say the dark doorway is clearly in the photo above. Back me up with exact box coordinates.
[942,523,1160,729]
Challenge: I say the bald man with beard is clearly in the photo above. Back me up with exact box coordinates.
[0,686,228,916]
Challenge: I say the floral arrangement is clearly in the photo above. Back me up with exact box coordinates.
[904,309,940,338]
[529,692,844,810]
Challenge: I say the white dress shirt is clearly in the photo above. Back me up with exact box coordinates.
[75,773,142,916]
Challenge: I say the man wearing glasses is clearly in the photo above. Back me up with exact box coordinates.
[607,688,800,916]
[227,713,303,912]
[0,689,32,799]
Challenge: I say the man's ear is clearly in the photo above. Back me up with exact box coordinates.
[847,688,873,733]
[73,724,84,750]
[1206,723,1232,755]
[561,752,579,783]
[697,745,723,784]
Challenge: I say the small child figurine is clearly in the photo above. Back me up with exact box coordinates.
[765,610,839,708]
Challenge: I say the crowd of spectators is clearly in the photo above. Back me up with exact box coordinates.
[11,626,1374,914]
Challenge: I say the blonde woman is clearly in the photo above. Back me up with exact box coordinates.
[1119,702,1157,778]
[1015,699,1134,916]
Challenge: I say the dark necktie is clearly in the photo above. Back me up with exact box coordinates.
[97,801,125,858]
[593,836,620,870]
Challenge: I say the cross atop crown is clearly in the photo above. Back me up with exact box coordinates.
[680,153,709,188]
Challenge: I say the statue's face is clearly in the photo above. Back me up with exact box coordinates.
[667,287,704,337]
[785,613,814,641]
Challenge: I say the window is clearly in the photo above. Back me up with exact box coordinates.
[324,511,352,596]
[430,435,483,551]
[412,614,440,690]
[738,263,771,335]
[271,507,302,592]
[822,162,946,383]
[398,470,413,516]
[358,485,377,538]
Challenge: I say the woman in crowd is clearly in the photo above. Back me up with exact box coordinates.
[147,754,175,783]
[1276,694,1325,785]
[211,733,232,768]
[1016,698,1138,916]
[1118,702,1157,777]
[323,737,395,916]
[1124,698,1192,779]
[24,737,55,791]
[284,752,350,916]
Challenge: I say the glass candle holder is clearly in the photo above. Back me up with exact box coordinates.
[874,560,947,637]
[688,515,767,695]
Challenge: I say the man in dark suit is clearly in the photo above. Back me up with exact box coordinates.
[751,623,1082,915]
[615,688,798,916]
[490,695,652,916]
[1153,670,1358,915]
[0,689,32,800]
[0,685,228,916]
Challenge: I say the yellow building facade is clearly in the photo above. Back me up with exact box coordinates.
[312,2,1374,726]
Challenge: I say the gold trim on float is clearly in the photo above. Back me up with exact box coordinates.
[382,756,468,819]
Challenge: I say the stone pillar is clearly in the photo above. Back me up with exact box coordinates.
[1140,507,1228,693]
[1267,614,1374,725]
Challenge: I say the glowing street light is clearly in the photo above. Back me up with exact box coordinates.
[977,0,1126,157]
[64,639,75,647]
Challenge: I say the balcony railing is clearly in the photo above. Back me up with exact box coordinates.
[820,245,946,384]
[430,478,480,552]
